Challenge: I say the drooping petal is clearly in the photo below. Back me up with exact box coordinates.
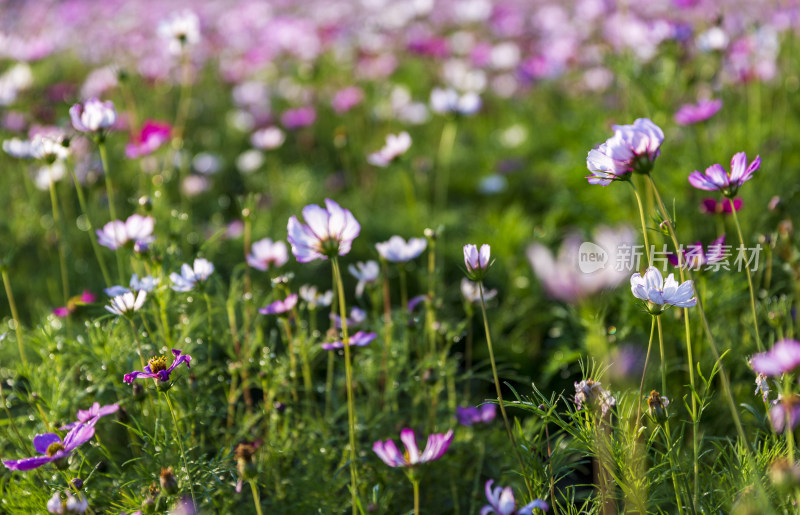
[3,455,55,471]
[33,433,61,455]
[63,423,95,452]
[400,428,420,464]
[688,171,718,191]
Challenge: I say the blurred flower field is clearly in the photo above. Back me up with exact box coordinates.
[1,0,800,513]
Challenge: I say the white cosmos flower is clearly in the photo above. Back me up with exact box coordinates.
[630,266,696,311]
[105,290,147,316]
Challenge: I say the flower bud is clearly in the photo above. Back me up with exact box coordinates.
[160,466,179,495]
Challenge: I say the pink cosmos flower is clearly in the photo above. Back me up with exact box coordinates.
[321,331,376,350]
[751,340,800,377]
[281,107,316,129]
[688,152,761,197]
[331,86,364,114]
[96,214,154,251]
[247,238,289,271]
[372,428,454,468]
[69,98,116,134]
[674,99,722,125]
[287,199,360,263]
[259,294,298,315]
[586,118,664,185]
[53,291,96,317]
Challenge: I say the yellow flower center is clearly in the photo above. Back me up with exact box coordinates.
[46,442,65,457]
[148,355,168,374]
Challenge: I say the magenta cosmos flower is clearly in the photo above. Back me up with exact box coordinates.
[372,428,454,468]
[3,424,96,471]
[674,99,722,125]
[287,199,360,263]
[123,349,192,384]
[125,120,171,158]
[321,331,377,350]
[247,238,289,271]
[667,235,726,270]
[688,152,761,197]
[751,339,800,376]
[259,293,298,315]
[586,118,664,185]
[701,197,742,215]
[281,107,316,129]
[69,98,116,134]
[53,290,96,317]
[482,480,549,515]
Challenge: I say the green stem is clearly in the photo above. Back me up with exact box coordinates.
[434,119,457,217]
[636,317,657,425]
[48,175,70,310]
[97,140,125,285]
[784,375,795,462]
[657,317,667,399]
[630,181,651,267]
[281,317,299,403]
[729,198,763,352]
[250,479,264,515]
[164,391,196,508]
[412,477,420,515]
[478,281,534,499]
[332,258,359,514]
[1,268,27,368]
[67,163,111,287]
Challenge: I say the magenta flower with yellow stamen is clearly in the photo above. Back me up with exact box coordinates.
[123,349,191,384]
[586,118,664,185]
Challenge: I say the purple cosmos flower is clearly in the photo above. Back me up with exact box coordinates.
[60,402,119,431]
[125,120,171,159]
[331,307,367,328]
[247,238,289,271]
[630,267,697,312]
[407,294,427,314]
[281,107,316,129]
[348,260,379,297]
[668,235,726,270]
[456,404,496,426]
[464,244,491,281]
[123,349,192,384]
[574,379,616,417]
[169,258,214,292]
[3,423,95,471]
[287,199,360,263]
[688,152,761,197]
[701,197,742,215]
[674,99,722,125]
[367,132,412,167]
[461,279,497,304]
[298,285,333,309]
[586,118,664,185]
[321,331,377,350]
[750,340,800,376]
[96,214,155,251]
[770,396,800,434]
[482,480,549,515]
[376,235,427,262]
[105,274,159,297]
[372,428,454,467]
[259,294,298,316]
[53,290,96,317]
[105,290,147,317]
[69,98,116,133]
[47,491,89,514]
